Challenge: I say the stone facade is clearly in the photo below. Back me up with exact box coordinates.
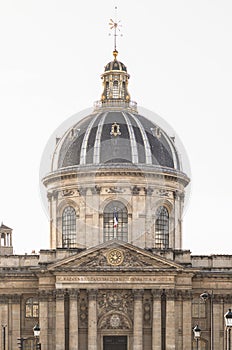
[0,44,232,350]
[1,244,232,349]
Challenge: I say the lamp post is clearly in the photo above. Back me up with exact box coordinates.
[33,324,41,350]
[193,324,201,350]
[1,325,7,350]
[224,309,232,350]
[200,290,214,350]
[17,337,26,349]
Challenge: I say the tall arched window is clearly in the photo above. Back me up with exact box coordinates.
[155,206,169,249]
[62,206,76,248]
[103,201,128,242]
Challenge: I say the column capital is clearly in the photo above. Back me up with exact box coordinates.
[39,290,54,301]
[133,289,144,300]
[88,289,98,300]
[181,290,193,300]
[151,289,162,300]
[55,289,66,300]
[10,294,21,304]
[69,288,80,299]
[0,294,9,304]
[165,289,175,300]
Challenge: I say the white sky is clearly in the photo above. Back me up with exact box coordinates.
[0,0,231,255]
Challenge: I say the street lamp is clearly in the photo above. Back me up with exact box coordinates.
[224,309,232,350]
[33,324,41,350]
[1,325,7,350]
[200,290,214,350]
[193,324,201,350]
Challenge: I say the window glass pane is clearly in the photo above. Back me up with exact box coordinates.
[25,298,38,318]
[103,201,128,242]
[112,80,119,98]
[62,206,76,248]
[155,206,169,249]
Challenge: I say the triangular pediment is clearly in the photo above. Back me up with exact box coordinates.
[47,240,184,272]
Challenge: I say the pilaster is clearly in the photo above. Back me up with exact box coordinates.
[88,289,97,350]
[152,289,162,350]
[55,289,65,350]
[10,294,21,350]
[182,290,192,350]
[166,290,175,350]
[133,289,144,350]
[69,289,79,350]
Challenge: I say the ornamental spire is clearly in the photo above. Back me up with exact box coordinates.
[109,6,122,60]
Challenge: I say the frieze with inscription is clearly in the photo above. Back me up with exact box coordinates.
[56,275,174,284]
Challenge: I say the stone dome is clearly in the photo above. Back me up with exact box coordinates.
[104,59,127,72]
[52,109,181,172]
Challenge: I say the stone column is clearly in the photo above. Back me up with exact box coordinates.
[69,289,79,350]
[152,289,162,350]
[0,296,8,350]
[166,290,175,350]
[133,289,144,350]
[213,297,224,350]
[88,289,97,350]
[39,291,50,349]
[182,291,192,350]
[10,295,21,350]
[56,289,65,350]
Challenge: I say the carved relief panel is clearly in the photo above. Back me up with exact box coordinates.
[97,290,133,330]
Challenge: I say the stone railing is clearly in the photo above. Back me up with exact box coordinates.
[93,99,138,113]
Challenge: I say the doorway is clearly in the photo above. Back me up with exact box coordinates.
[103,336,127,350]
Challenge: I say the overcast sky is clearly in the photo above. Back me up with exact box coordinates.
[0,0,231,255]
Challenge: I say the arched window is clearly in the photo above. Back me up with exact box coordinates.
[103,201,128,242]
[62,206,76,248]
[106,82,110,99]
[121,81,126,99]
[25,297,39,318]
[155,206,169,249]
[112,80,119,98]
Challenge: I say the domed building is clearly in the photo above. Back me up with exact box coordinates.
[43,49,189,252]
[0,49,232,350]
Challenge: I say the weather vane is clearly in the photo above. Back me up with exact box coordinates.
[109,6,123,59]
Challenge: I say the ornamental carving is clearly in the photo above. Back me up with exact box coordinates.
[90,186,101,194]
[157,189,170,197]
[99,312,131,329]
[143,294,152,327]
[78,187,87,196]
[62,189,75,197]
[107,186,125,194]
[79,251,107,267]
[78,249,153,268]
[131,185,140,195]
[97,290,133,320]
[144,187,154,196]
[79,292,88,327]
[123,251,152,267]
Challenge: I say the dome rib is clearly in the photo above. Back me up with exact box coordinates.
[122,112,138,163]
[80,112,101,165]
[128,112,152,165]
[93,112,108,164]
